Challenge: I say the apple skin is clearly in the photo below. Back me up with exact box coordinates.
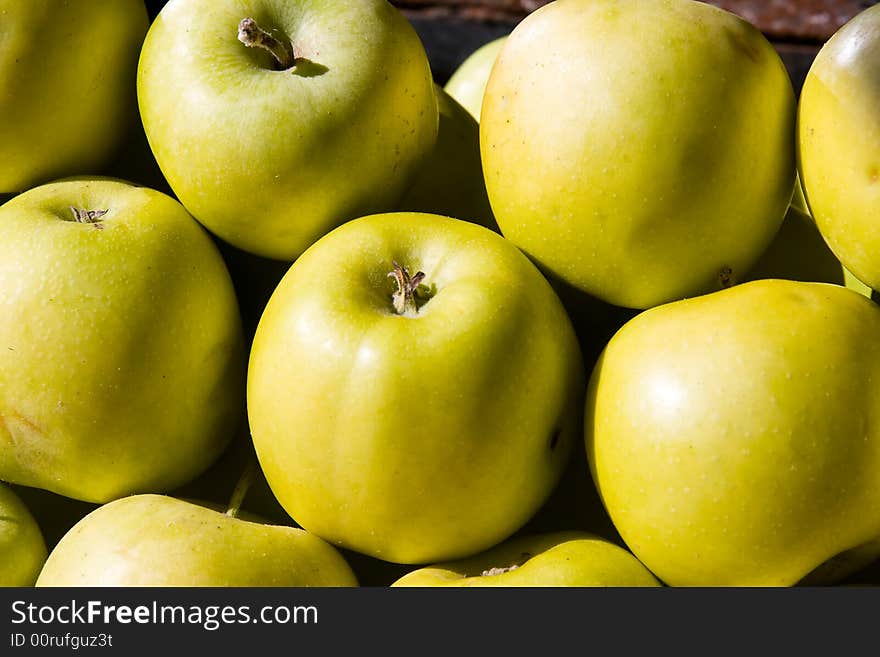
[481,0,795,309]
[248,212,584,564]
[0,1,148,193]
[844,267,873,298]
[36,495,358,587]
[138,0,438,260]
[791,173,810,215]
[0,179,245,503]
[397,85,497,231]
[0,482,48,587]
[392,531,659,587]
[444,36,506,121]
[797,4,880,290]
[742,205,844,286]
[587,279,880,586]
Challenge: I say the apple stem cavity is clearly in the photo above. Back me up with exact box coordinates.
[69,206,108,224]
[388,261,426,317]
[225,458,258,519]
[237,18,296,70]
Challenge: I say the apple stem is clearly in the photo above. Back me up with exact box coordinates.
[225,458,258,519]
[237,18,296,70]
[69,207,108,224]
[388,261,426,317]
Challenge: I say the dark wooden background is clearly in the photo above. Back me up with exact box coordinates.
[387,0,880,91]
[393,0,878,42]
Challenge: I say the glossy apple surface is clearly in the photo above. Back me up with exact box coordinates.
[798,4,880,289]
[138,0,438,260]
[392,531,659,586]
[0,1,148,193]
[0,482,47,587]
[248,212,584,564]
[0,179,245,503]
[482,0,795,309]
[444,36,506,121]
[587,280,880,586]
[36,495,357,586]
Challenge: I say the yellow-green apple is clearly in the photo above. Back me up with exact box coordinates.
[481,0,795,309]
[742,205,844,285]
[0,179,245,503]
[138,0,438,260]
[444,36,506,121]
[798,4,880,290]
[248,212,584,564]
[0,1,148,193]
[397,85,496,230]
[587,279,880,586]
[0,482,47,586]
[791,173,810,214]
[845,267,873,298]
[36,494,358,586]
[392,531,659,586]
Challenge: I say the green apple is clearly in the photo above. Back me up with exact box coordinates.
[742,205,844,285]
[0,482,47,586]
[36,494,358,586]
[0,179,245,503]
[138,0,438,260]
[397,85,496,230]
[798,4,880,290]
[248,212,584,564]
[587,279,880,586]
[481,0,795,309]
[444,36,506,121]
[844,267,873,298]
[791,173,810,215]
[392,531,659,587]
[0,1,148,193]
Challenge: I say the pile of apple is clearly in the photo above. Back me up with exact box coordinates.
[2,0,880,588]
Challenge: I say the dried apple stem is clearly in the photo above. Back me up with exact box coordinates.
[225,458,258,519]
[388,261,426,317]
[69,207,108,224]
[237,17,296,70]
